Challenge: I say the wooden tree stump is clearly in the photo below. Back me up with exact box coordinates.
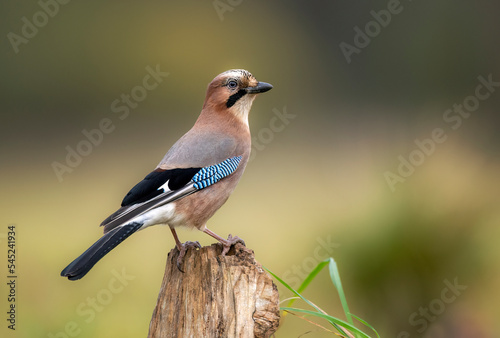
[148,243,280,338]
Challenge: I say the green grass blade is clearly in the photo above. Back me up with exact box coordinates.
[281,307,372,338]
[296,260,329,294]
[327,258,354,326]
[286,259,329,309]
[264,267,325,315]
[264,267,348,336]
[265,262,378,338]
[351,314,380,338]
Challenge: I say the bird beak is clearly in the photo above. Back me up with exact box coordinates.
[245,81,273,94]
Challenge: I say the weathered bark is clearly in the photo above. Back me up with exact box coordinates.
[148,243,280,338]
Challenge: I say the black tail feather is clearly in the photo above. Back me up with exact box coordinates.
[61,222,143,281]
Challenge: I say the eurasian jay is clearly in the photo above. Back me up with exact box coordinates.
[61,69,273,280]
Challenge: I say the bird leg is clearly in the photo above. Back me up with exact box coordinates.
[202,227,246,256]
[170,227,201,272]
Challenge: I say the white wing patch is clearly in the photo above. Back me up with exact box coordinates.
[158,180,171,193]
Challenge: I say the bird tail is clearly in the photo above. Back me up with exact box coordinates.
[61,222,143,281]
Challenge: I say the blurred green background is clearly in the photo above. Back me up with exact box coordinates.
[1,1,499,337]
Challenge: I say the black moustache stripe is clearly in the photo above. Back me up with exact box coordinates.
[226,89,247,108]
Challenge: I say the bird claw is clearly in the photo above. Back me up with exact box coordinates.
[221,234,246,256]
[176,241,201,272]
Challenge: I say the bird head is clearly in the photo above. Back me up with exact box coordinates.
[203,69,273,124]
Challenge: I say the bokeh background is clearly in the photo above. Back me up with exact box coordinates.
[1,1,499,337]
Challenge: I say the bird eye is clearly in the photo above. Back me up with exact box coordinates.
[227,80,238,89]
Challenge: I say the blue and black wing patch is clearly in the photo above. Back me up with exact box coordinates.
[191,156,242,189]
[101,156,242,233]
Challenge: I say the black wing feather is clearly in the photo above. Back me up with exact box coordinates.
[165,168,202,190]
[121,167,201,207]
[100,167,202,232]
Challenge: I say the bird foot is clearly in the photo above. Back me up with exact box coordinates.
[176,241,201,272]
[221,234,246,256]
